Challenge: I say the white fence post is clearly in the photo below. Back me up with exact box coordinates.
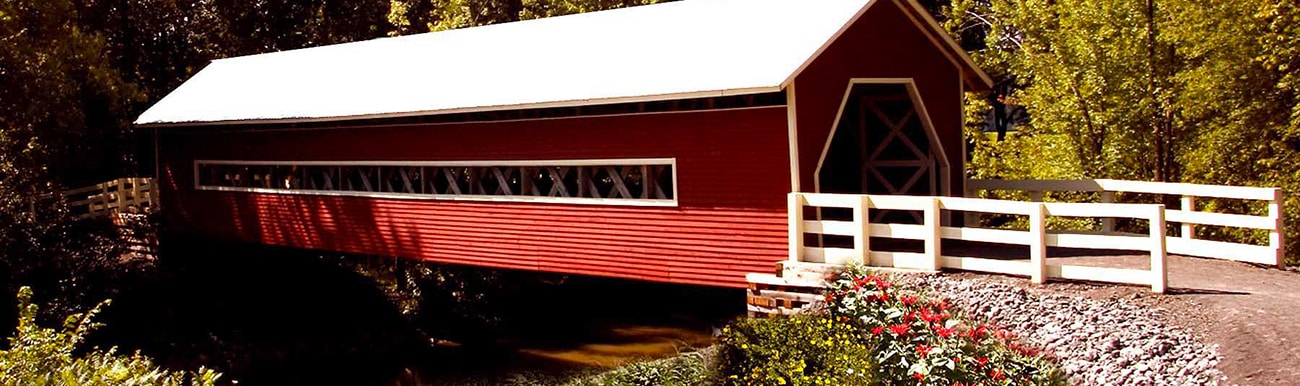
[1100,191,1116,232]
[114,179,126,213]
[789,193,805,262]
[854,196,871,265]
[1180,195,1196,239]
[1270,188,1286,268]
[1030,203,1048,284]
[924,197,942,271]
[1150,205,1168,293]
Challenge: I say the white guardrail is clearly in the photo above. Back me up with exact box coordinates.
[63,177,154,219]
[966,179,1285,268]
[790,193,1169,292]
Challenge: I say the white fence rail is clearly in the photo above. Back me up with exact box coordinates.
[64,177,154,219]
[967,179,1285,267]
[791,192,1172,292]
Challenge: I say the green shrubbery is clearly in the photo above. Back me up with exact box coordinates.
[0,287,220,386]
[717,315,876,385]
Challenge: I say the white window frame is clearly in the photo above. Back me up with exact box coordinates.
[193,158,679,207]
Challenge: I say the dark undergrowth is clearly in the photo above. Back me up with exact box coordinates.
[72,234,739,385]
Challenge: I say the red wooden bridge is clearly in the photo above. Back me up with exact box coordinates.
[131,0,1285,290]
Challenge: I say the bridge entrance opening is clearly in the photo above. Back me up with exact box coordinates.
[816,82,948,226]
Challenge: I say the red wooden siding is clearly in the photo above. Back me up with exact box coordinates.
[794,0,964,195]
[158,107,792,287]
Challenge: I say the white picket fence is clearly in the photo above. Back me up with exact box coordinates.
[967,179,1285,267]
[788,179,1285,293]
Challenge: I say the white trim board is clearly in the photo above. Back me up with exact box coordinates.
[193,158,680,208]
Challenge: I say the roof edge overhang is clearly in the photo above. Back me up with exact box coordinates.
[777,0,993,93]
[135,85,784,128]
[894,0,993,91]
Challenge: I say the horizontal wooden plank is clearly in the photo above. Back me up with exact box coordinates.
[967,179,1103,193]
[1167,237,1277,265]
[746,304,803,316]
[1097,179,1279,201]
[744,273,826,289]
[940,226,1032,245]
[938,196,1039,215]
[1165,210,1276,230]
[1046,232,1151,251]
[749,290,824,303]
[1042,202,1159,219]
[803,220,858,236]
[1048,264,1150,286]
[803,247,857,265]
[869,251,933,271]
[865,195,934,211]
[869,223,927,240]
[941,255,1029,276]
[800,193,861,209]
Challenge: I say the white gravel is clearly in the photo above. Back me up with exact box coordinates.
[897,274,1225,386]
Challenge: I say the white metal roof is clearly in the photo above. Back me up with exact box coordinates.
[136,0,981,126]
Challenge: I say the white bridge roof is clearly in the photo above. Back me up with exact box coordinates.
[136,0,982,126]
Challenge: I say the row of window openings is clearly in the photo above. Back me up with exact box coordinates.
[196,164,675,200]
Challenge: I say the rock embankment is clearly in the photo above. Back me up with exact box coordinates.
[899,274,1224,386]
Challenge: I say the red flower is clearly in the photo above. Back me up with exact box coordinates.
[871,326,885,335]
[888,324,910,335]
[904,312,916,323]
[919,308,947,323]
[901,295,919,305]
[915,344,931,357]
[912,372,924,381]
[974,356,989,367]
[990,369,1006,381]
[933,325,957,338]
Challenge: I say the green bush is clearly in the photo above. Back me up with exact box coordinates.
[0,286,221,386]
[717,315,875,386]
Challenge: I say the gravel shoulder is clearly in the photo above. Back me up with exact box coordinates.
[908,254,1300,385]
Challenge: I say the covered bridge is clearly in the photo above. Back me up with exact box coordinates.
[138,0,990,288]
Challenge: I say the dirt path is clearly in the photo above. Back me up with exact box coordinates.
[994,255,1300,385]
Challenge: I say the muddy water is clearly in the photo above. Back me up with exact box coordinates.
[409,321,719,385]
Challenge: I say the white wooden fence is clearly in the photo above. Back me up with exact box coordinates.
[967,179,1285,268]
[789,193,1171,292]
[64,177,154,219]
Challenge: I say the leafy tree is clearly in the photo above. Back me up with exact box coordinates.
[948,0,1185,181]
[0,286,221,385]
[947,0,1300,261]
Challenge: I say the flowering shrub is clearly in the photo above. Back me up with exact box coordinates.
[826,266,1063,385]
[717,315,876,385]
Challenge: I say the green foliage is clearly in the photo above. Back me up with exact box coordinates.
[717,315,875,386]
[0,287,220,386]
[387,0,666,33]
[826,267,1063,386]
[566,349,715,386]
[948,0,1300,262]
